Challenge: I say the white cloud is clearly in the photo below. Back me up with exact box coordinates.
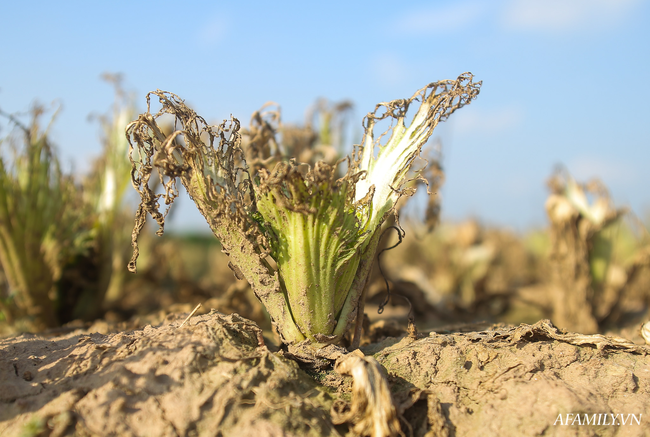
[396,1,486,35]
[568,155,639,186]
[502,0,641,33]
[452,105,524,137]
[196,15,229,47]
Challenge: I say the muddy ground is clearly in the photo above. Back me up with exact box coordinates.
[1,311,649,437]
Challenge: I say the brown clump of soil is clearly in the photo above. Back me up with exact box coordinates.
[1,313,649,436]
[370,320,650,437]
[0,312,338,437]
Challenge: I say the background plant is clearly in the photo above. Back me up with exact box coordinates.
[0,76,136,331]
[545,167,650,333]
[70,74,137,318]
[369,219,537,326]
[0,104,86,329]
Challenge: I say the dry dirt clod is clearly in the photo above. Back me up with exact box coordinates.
[1,317,648,436]
[0,312,340,437]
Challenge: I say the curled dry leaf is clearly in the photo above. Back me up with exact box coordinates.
[641,321,650,345]
[332,351,402,437]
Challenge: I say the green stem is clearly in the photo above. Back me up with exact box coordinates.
[278,208,361,340]
[185,170,306,344]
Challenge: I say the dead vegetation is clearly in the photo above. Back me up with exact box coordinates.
[544,169,650,334]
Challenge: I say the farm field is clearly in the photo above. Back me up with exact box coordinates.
[1,76,649,436]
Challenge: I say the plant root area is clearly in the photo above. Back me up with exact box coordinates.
[1,312,649,437]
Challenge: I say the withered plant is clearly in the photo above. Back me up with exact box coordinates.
[126,73,481,347]
[545,168,650,333]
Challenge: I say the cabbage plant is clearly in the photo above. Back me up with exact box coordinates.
[126,73,480,346]
[0,79,136,330]
[0,106,82,329]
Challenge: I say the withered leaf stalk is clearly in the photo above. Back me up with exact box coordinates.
[126,73,480,346]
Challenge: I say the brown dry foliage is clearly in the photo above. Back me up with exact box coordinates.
[545,169,650,333]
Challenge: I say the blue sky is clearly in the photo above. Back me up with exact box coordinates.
[2,0,649,232]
